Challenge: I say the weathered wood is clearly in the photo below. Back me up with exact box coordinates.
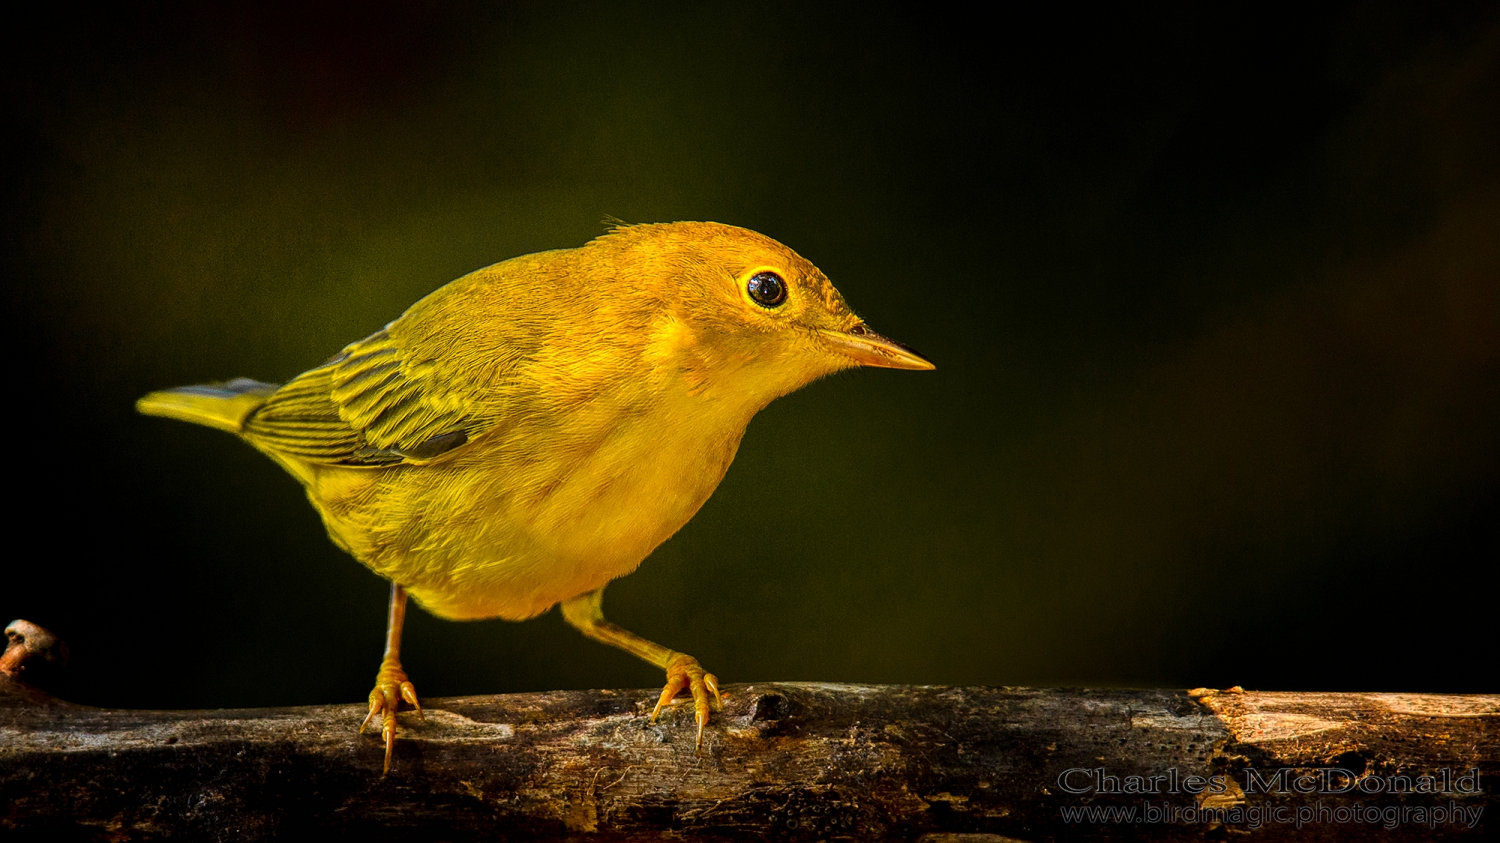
[2,674,1495,841]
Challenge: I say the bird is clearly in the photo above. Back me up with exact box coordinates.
[137,221,933,772]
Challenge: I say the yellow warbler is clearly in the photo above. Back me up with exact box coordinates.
[137,221,932,771]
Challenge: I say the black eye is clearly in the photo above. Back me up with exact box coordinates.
[747,272,787,308]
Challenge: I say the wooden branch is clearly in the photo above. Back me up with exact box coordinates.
[2,676,1494,841]
[2,624,1496,840]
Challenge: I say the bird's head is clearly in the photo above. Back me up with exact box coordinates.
[592,221,933,409]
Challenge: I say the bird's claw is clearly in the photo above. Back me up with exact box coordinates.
[360,662,421,774]
[652,652,721,752]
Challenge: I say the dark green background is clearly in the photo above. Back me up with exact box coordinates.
[4,3,1496,709]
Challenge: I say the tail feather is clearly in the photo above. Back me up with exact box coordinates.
[136,378,280,434]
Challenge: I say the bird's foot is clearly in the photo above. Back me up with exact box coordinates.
[359,661,421,774]
[651,652,721,752]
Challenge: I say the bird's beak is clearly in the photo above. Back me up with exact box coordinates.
[818,326,935,370]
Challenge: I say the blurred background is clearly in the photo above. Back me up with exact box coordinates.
[3,3,1496,709]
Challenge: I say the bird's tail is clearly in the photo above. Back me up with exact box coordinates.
[136,378,280,434]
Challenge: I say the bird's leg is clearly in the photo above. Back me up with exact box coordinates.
[359,582,421,774]
[560,587,721,750]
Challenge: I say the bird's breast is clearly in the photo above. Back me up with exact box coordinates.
[312,388,750,621]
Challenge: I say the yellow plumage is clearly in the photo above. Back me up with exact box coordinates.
[138,221,931,771]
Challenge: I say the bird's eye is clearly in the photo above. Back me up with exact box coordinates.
[746,272,787,308]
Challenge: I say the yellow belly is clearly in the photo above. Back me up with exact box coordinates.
[301,402,745,621]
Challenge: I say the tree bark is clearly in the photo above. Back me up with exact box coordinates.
[2,673,1495,841]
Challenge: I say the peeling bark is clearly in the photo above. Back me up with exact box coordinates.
[2,677,1495,841]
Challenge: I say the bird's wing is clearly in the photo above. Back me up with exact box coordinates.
[242,327,498,466]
